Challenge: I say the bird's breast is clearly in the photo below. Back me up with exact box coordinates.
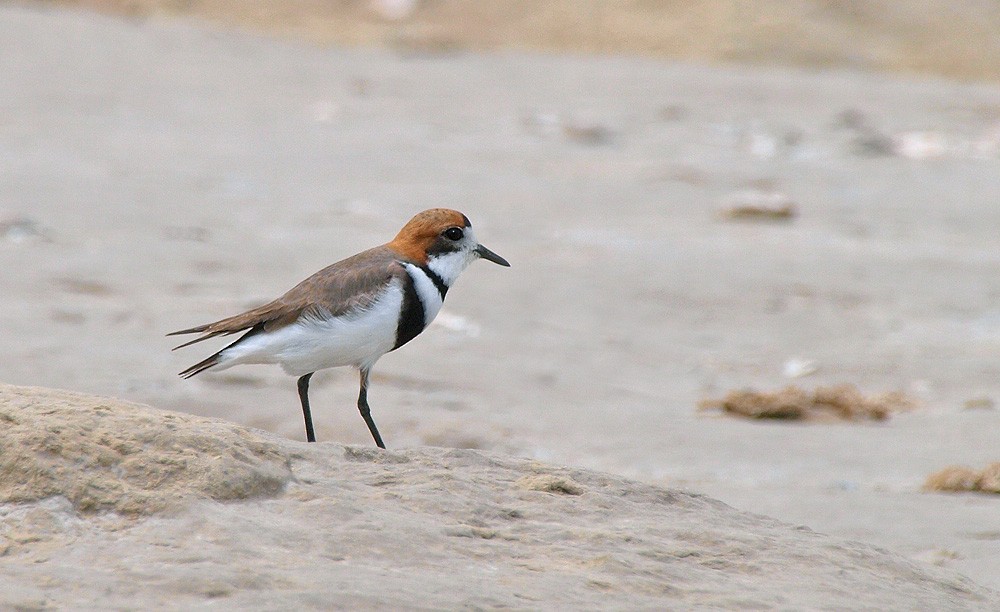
[394,263,446,350]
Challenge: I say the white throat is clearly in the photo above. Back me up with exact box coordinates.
[426,250,473,287]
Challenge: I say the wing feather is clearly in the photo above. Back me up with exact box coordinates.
[168,245,404,349]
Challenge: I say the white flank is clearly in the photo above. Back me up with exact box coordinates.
[213,279,405,376]
[403,263,445,327]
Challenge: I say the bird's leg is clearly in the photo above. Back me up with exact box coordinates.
[358,367,385,449]
[297,372,317,443]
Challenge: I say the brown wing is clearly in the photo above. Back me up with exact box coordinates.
[168,245,404,349]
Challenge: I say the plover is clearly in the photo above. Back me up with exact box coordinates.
[169,208,509,447]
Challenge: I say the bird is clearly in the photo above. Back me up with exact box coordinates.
[168,208,509,448]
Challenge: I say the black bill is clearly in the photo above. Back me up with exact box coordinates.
[475,244,511,267]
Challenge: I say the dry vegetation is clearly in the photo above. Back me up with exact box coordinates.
[39,0,1000,81]
[925,463,1000,495]
[700,384,916,422]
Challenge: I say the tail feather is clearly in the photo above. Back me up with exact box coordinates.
[170,330,228,351]
[175,324,265,378]
[167,299,292,348]
[166,323,211,337]
[179,352,222,378]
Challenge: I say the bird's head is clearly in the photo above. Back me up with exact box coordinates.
[389,208,510,286]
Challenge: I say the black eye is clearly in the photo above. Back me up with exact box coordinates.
[444,227,464,241]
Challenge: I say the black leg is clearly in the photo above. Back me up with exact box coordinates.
[358,368,385,449]
[297,373,316,443]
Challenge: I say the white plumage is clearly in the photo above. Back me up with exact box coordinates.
[213,279,406,376]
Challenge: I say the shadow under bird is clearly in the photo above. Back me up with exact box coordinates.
[168,208,510,447]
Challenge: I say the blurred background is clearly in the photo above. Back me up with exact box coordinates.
[43,0,1000,81]
[3,0,1000,590]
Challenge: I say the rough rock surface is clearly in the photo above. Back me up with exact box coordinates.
[0,385,994,609]
[0,385,291,515]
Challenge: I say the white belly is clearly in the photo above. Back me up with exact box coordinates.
[215,279,404,376]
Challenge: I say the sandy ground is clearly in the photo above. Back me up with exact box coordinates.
[0,384,994,609]
[46,0,1000,82]
[2,2,1000,601]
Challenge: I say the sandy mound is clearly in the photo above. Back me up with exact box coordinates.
[0,385,993,609]
[0,385,291,515]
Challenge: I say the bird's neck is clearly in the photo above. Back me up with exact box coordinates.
[425,251,470,288]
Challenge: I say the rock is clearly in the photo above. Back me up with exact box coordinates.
[0,384,993,609]
[0,385,291,515]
